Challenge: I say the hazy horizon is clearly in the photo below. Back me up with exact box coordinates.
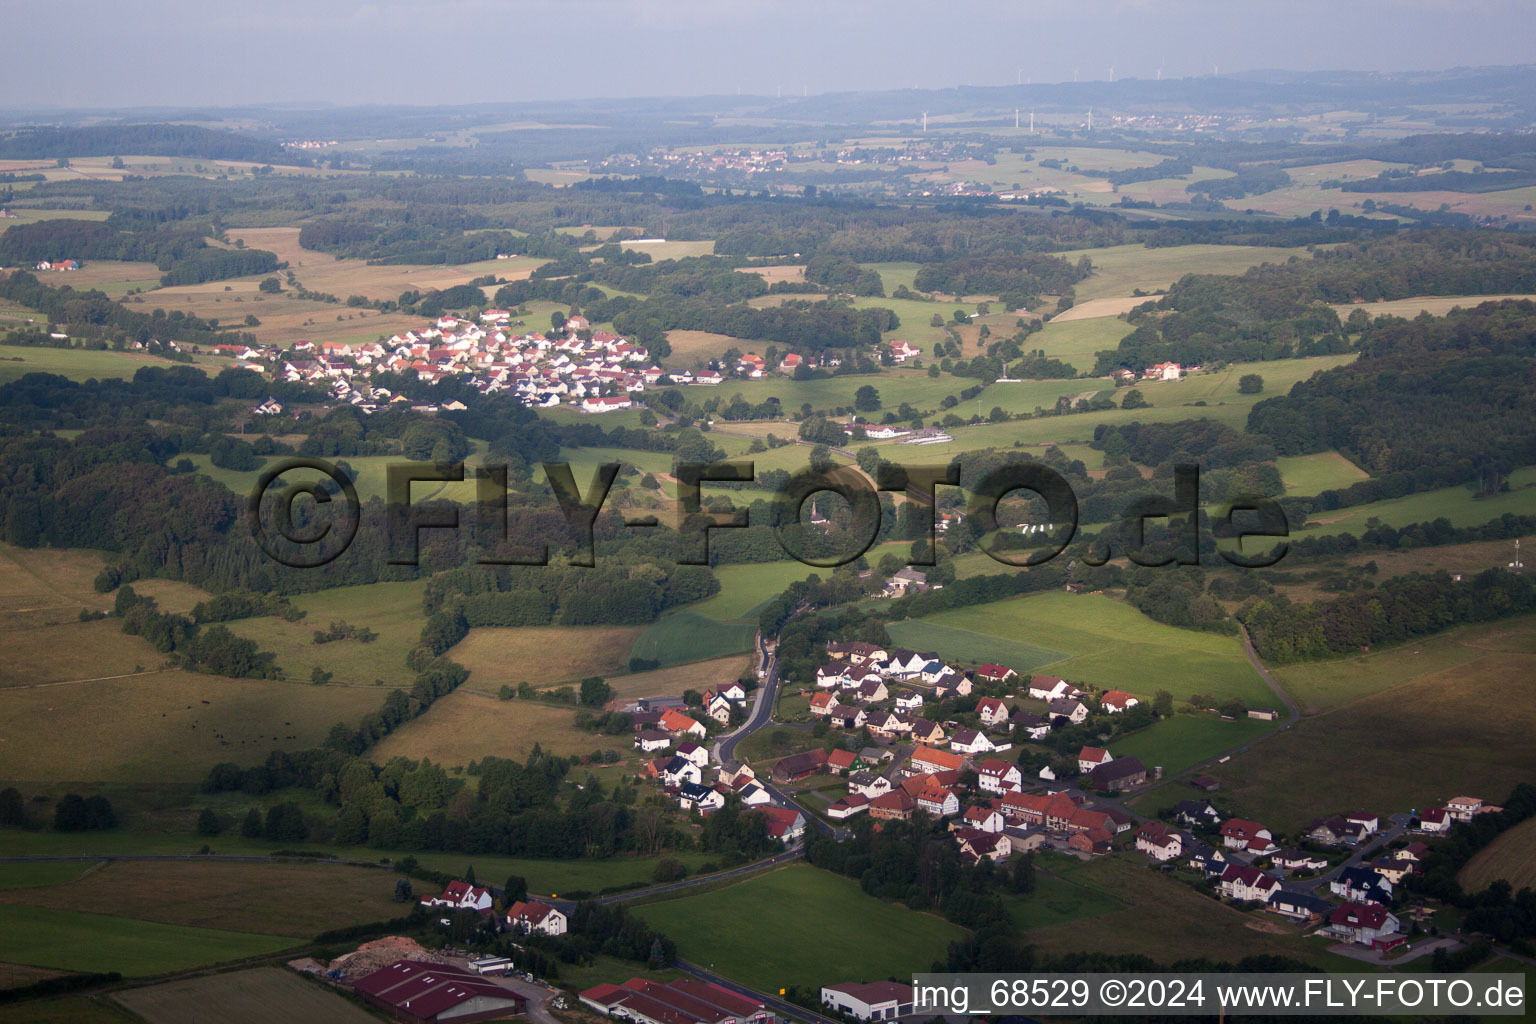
[5,0,1533,111]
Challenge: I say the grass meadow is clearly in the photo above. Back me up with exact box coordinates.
[114,968,379,1024]
[226,580,427,687]
[1458,817,1536,893]
[1276,452,1370,496]
[449,624,644,687]
[0,904,294,976]
[1208,616,1536,832]
[367,688,620,764]
[1056,243,1319,303]
[1108,713,1276,778]
[1292,467,1536,536]
[633,864,968,992]
[1328,294,1536,321]
[888,591,1270,706]
[0,668,387,784]
[628,611,758,667]
[0,858,399,938]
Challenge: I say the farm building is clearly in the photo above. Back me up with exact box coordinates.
[352,960,525,1023]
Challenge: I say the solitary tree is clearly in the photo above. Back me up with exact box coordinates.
[1237,374,1264,395]
[854,384,881,411]
[196,807,223,836]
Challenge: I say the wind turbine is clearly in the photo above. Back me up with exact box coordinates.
[1108,65,1115,83]
[921,111,928,132]
[1156,66,1163,81]
[1087,107,1093,131]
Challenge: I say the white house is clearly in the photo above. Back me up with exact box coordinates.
[1135,822,1184,862]
[948,728,995,755]
[507,900,567,936]
[977,759,1023,795]
[975,697,1009,728]
[1219,864,1281,903]
[420,880,493,913]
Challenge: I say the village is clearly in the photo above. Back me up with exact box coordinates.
[337,627,1504,1024]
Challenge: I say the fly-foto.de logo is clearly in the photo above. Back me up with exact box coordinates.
[248,457,1288,570]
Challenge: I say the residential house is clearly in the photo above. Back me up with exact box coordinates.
[851,678,889,704]
[948,727,995,755]
[634,730,672,753]
[1220,818,1277,854]
[1395,841,1431,864]
[826,749,863,776]
[959,805,1005,833]
[975,664,1018,685]
[658,709,706,739]
[1068,827,1114,855]
[1446,796,1483,822]
[1010,710,1051,740]
[1136,822,1184,861]
[1077,746,1113,774]
[1186,841,1229,878]
[1418,807,1451,834]
[906,718,946,747]
[1028,675,1083,702]
[1173,800,1223,829]
[1369,858,1416,886]
[507,900,568,936]
[815,663,851,689]
[1048,698,1089,724]
[975,696,1010,728]
[955,828,1011,864]
[1331,867,1392,907]
[677,781,725,814]
[702,690,733,724]
[1099,689,1139,713]
[908,746,964,776]
[1267,889,1335,923]
[977,759,1023,795]
[826,641,885,662]
[1274,848,1329,873]
[661,756,703,788]
[1219,864,1282,903]
[1345,811,1380,835]
[869,789,916,822]
[892,690,924,711]
[810,692,841,717]
[760,806,807,844]
[828,707,867,731]
[1309,816,1369,847]
[420,880,493,913]
[915,781,961,818]
[827,793,870,820]
[848,771,892,799]
[1326,902,1403,949]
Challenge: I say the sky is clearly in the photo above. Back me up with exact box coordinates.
[5,0,1533,110]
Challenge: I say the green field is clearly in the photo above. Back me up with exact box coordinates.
[1271,615,1536,715]
[0,668,387,784]
[1293,467,1536,536]
[1004,859,1126,931]
[1057,244,1319,303]
[889,591,1270,705]
[1108,713,1277,777]
[0,344,228,384]
[0,904,294,976]
[115,968,379,1024]
[1030,316,1135,375]
[227,579,427,686]
[0,828,716,901]
[1209,616,1536,832]
[1458,817,1536,894]
[1276,452,1370,497]
[688,560,824,621]
[881,354,1358,458]
[634,864,968,992]
[628,611,758,667]
[0,861,97,889]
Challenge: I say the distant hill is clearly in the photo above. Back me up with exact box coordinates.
[0,123,292,164]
